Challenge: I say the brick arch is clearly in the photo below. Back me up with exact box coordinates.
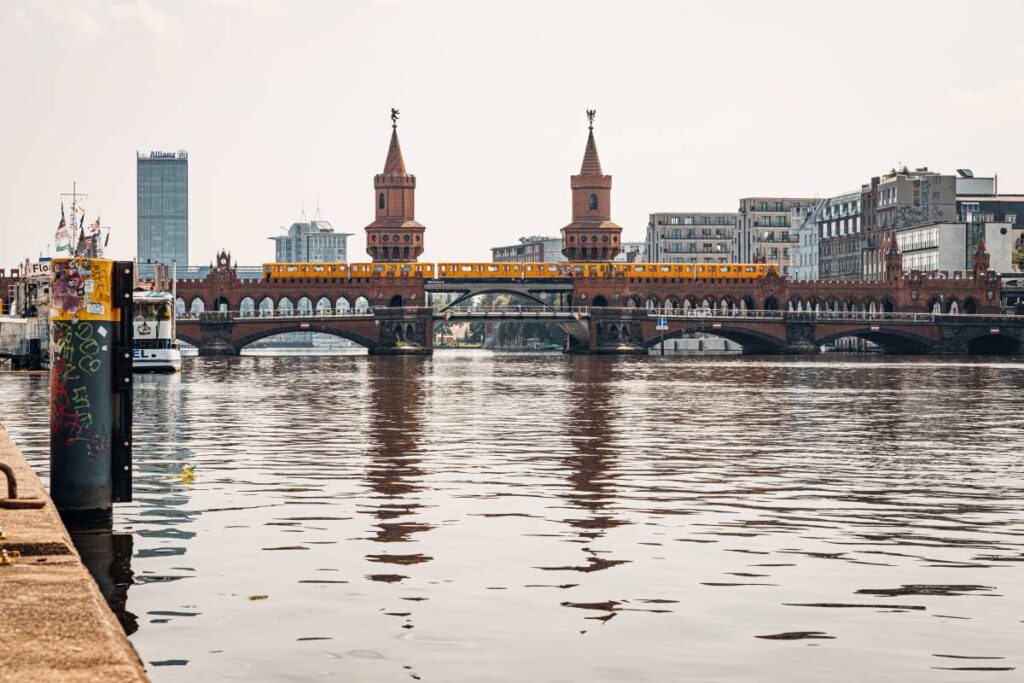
[815,328,933,354]
[965,329,1022,354]
[644,325,786,354]
[175,330,203,348]
[233,323,378,351]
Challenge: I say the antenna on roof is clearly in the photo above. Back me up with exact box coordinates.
[315,196,321,221]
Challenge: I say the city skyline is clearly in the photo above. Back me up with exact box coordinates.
[3,0,1024,266]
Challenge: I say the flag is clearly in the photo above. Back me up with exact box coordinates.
[54,204,72,252]
[74,213,87,256]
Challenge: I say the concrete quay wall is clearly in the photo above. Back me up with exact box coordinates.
[0,425,147,682]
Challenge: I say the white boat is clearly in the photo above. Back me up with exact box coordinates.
[133,290,182,372]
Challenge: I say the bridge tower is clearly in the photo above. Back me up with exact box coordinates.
[366,109,425,262]
[561,110,622,261]
[884,232,903,282]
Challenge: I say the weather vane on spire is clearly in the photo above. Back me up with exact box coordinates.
[586,109,596,131]
[391,108,400,129]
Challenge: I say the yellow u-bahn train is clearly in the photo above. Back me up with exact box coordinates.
[263,261,773,282]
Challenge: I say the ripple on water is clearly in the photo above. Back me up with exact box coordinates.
[2,353,1023,681]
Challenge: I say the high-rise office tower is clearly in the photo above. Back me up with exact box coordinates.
[137,150,189,269]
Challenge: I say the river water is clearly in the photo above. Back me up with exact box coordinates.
[1,352,1022,681]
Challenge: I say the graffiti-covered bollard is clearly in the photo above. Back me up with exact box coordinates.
[50,258,134,524]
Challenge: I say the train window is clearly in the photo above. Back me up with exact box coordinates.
[487,265,500,273]
[287,265,297,273]
[721,266,730,273]
[313,265,324,273]
[460,265,473,273]
[659,265,671,273]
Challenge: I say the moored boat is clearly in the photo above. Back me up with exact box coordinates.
[133,290,181,372]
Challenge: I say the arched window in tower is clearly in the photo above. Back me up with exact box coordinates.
[378,192,386,210]
[588,193,598,211]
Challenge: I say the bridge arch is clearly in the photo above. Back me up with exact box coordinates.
[645,325,786,354]
[175,297,186,316]
[763,296,780,311]
[966,331,1021,354]
[336,296,351,313]
[316,297,332,314]
[355,296,371,313]
[297,297,313,315]
[190,297,206,315]
[592,294,608,307]
[963,297,978,315]
[278,297,294,315]
[234,324,377,353]
[437,287,556,312]
[816,328,933,354]
[175,330,203,349]
[389,294,404,307]
[213,295,230,312]
[258,296,274,316]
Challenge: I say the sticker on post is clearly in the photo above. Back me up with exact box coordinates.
[84,280,95,293]
[86,303,105,315]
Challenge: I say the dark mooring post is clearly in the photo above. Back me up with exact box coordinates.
[49,258,134,525]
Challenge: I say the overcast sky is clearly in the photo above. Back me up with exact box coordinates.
[2,0,1023,267]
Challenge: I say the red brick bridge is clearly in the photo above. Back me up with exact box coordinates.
[173,254,1021,356]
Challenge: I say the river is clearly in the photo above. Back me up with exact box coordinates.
[1,352,1022,681]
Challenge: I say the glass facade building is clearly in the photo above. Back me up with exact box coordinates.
[270,221,351,263]
[137,151,188,270]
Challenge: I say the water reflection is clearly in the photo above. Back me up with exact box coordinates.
[128,371,200,589]
[3,355,1024,681]
[360,358,431,640]
[69,524,138,635]
[539,358,630,585]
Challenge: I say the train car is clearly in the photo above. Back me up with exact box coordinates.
[263,262,434,281]
[437,263,527,279]
[599,262,770,280]
[262,261,770,282]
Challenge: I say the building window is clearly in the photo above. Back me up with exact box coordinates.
[589,194,598,210]
[378,193,385,209]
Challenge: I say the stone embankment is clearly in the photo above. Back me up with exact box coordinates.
[0,425,147,682]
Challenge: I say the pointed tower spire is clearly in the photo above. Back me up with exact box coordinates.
[561,109,622,261]
[365,108,425,262]
[580,111,603,176]
[383,120,407,174]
